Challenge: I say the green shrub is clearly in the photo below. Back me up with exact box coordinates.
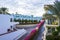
[52,31,59,36]
[56,26,60,32]
[46,35,54,40]
[46,35,60,40]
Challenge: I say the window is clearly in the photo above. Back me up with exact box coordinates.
[48,27,52,33]
[10,18,12,22]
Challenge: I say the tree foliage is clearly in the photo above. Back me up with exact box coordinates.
[0,7,9,14]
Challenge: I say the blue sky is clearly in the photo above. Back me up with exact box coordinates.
[0,0,55,17]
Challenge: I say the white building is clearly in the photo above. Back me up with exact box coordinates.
[44,5,59,35]
[13,13,42,22]
[0,14,19,34]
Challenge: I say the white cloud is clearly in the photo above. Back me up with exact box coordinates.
[0,0,55,17]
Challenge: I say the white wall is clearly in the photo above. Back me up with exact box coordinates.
[0,14,19,34]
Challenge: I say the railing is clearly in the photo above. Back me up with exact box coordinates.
[24,20,45,40]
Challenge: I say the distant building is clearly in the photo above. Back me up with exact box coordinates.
[12,13,42,22]
[0,14,19,34]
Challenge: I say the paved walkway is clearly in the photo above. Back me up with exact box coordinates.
[18,25,37,40]
[18,23,45,40]
[33,24,45,40]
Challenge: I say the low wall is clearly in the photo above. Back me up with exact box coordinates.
[0,29,27,40]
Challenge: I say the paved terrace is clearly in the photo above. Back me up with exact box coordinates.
[18,20,45,40]
[20,25,45,40]
[17,24,37,40]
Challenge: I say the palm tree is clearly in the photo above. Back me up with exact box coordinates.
[44,1,60,26]
[0,7,8,14]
